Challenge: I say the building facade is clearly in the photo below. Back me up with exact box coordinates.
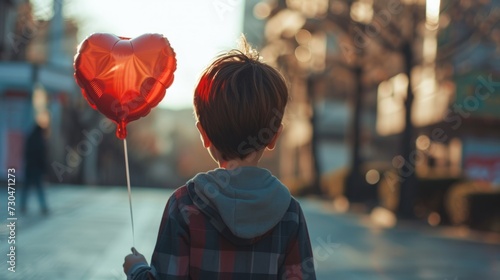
[0,0,80,181]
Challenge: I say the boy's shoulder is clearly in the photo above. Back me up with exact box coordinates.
[162,185,195,216]
[279,196,305,227]
[170,181,304,205]
[171,184,189,199]
[168,183,305,224]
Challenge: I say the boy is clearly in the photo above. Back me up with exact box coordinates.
[124,38,316,280]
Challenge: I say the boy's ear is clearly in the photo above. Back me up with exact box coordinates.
[266,124,283,151]
[196,122,211,148]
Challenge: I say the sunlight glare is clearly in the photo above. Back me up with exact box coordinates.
[425,0,441,30]
[31,0,244,110]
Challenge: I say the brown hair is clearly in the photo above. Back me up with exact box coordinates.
[194,37,288,160]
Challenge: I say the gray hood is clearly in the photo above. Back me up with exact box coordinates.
[187,167,291,242]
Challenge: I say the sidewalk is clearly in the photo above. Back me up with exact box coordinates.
[302,199,499,280]
[0,185,168,280]
[1,184,499,279]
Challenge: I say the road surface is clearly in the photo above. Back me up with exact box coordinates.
[0,185,498,279]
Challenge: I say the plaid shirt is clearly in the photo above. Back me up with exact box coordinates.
[129,184,316,280]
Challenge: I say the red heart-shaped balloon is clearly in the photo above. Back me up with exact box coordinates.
[74,33,176,139]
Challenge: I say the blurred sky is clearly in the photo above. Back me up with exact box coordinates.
[30,0,245,109]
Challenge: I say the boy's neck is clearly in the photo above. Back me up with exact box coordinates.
[218,150,264,170]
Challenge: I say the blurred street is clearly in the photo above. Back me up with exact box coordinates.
[1,184,498,280]
[1,0,500,279]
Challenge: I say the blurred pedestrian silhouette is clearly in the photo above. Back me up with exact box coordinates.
[20,114,49,215]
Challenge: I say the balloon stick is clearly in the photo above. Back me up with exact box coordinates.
[123,138,135,247]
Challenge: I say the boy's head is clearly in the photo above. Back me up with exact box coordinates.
[194,38,288,161]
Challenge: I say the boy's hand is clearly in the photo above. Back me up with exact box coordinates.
[123,247,148,275]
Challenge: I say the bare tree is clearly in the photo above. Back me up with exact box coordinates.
[259,0,499,217]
